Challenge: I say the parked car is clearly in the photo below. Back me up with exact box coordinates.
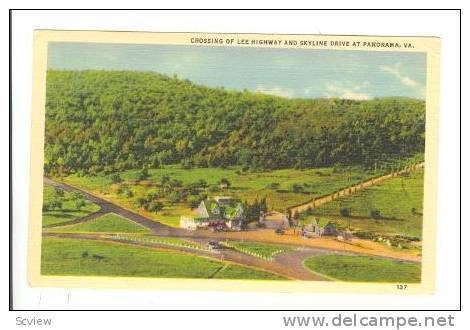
[208,223,226,232]
[275,228,285,235]
[207,240,224,250]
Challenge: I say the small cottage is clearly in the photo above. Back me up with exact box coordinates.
[298,219,340,238]
[322,221,338,236]
[180,196,246,231]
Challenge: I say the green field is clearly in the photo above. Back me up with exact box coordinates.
[42,184,100,227]
[46,213,150,234]
[306,171,424,238]
[212,264,284,280]
[59,165,376,227]
[304,255,421,283]
[41,237,285,280]
[225,241,294,260]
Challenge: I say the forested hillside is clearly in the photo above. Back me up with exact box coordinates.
[44,70,425,175]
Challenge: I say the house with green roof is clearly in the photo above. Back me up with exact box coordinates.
[180,196,246,231]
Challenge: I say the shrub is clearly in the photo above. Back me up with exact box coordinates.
[370,208,382,219]
[136,197,147,208]
[103,166,114,175]
[354,231,376,240]
[75,199,86,210]
[54,187,64,197]
[268,182,280,190]
[116,186,124,195]
[147,191,158,200]
[148,201,164,212]
[170,179,183,188]
[340,207,351,217]
[159,175,171,186]
[168,191,182,203]
[49,199,63,210]
[186,182,202,195]
[111,174,122,183]
[188,195,203,208]
[136,167,149,181]
[196,179,207,189]
[218,178,231,188]
[181,159,194,170]
[291,183,303,193]
[71,192,82,200]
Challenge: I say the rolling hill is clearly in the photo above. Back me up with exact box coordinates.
[44,70,425,175]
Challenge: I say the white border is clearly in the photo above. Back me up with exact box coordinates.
[11,9,460,310]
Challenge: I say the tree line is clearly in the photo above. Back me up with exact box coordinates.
[44,70,425,175]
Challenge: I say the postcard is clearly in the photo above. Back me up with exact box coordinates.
[28,30,440,294]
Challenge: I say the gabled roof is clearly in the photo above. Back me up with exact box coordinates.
[197,197,244,220]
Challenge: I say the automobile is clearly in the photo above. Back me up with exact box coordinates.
[207,240,224,250]
[208,223,226,232]
[275,228,285,235]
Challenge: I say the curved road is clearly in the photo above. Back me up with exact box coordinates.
[43,176,419,281]
[44,177,184,236]
[43,231,330,281]
[44,177,333,280]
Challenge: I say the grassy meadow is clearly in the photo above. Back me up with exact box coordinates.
[225,241,294,260]
[59,165,375,227]
[304,255,421,283]
[304,170,424,238]
[46,213,150,234]
[42,184,100,227]
[41,237,286,280]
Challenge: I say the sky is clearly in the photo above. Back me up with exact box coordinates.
[48,42,427,100]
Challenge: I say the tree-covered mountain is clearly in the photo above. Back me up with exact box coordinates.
[44,70,425,175]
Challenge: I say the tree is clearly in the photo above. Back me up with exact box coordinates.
[136,197,147,208]
[218,178,231,189]
[168,191,182,204]
[44,70,425,174]
[111,174,122,183]
[259,197,268,213]
[340,207,351,217]
[370,208,382,219]
[196,179,208,189]
[136,167,149,181]
[71,191,83,200]
[148,201,164,212]
[54,187,64,197]
[159,175,171,186]
[49,199,62,210]
[188,195,203,208]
